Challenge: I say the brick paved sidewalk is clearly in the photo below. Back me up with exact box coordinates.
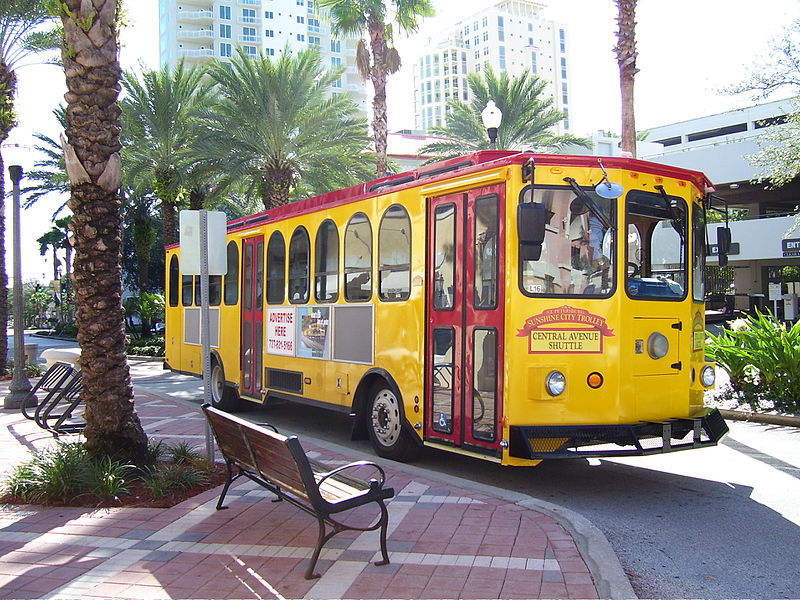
[0,387,602,599]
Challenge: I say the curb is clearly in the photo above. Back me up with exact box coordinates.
[720,409,800,428]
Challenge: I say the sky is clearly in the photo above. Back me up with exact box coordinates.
[4,0,799,283]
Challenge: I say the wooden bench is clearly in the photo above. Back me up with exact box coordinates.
[202,404,396,579]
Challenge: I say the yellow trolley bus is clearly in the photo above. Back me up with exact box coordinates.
[164,151,729,466]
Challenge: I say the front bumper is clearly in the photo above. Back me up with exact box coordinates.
[509,408,729,459]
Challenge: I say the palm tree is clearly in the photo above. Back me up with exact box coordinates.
[56,0,148,464]
[0,0,60,375]
[22,105,70,213]
[199,46,374,210]
[121,62,214,245]
[122,189,160,292]
[614,0,638,157]
[36,215,72,320]
[419,66,590,160]
[319,0,434,177]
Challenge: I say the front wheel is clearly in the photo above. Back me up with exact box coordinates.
[367,384,420,462]
[210,360,242,412]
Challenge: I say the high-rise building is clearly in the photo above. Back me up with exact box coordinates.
[158,0,368,113]
[414,0,571,134]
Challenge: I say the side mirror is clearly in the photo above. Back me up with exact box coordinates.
[717,227,732,268]
[518,203,547,261]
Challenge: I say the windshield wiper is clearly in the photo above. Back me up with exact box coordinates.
[563,177,613,230]
[655,184,685,241]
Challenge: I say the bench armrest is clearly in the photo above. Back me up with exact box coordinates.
[256,422,280,433]
[316,460,386,488]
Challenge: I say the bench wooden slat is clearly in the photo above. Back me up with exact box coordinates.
[201,403,394,579]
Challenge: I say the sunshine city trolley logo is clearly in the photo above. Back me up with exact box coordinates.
[516,305,615,354]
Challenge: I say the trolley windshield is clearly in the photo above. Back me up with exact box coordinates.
[519,186,615,297]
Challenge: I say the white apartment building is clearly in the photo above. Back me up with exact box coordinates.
[158,0,368,113]
[414,0,571,133]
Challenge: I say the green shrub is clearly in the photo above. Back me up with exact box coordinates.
[80,456,134,502]
[140,463,209,499]
[6,360,45,378]
[706,311,800,413]
[2,440,209,505]
[5,443,90,502]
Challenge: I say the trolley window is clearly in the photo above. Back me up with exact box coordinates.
[692,202,705,302]
[344,212,372,302]
[378,205,411,301]
[181,274,193,306]
[626,190,687,300]
[224,241,239,305]
[244,243,253,311]
[209,275,221,305]
[433,203,456,310]
[168,255,179,307]
[315,219,339,303]
[472,327,496,442]
[255,240,264,309]
[289,227,310,304]
[267,232,285,304]
[474,195,498,309]
[431,326,455,434]
[519,186,615,297]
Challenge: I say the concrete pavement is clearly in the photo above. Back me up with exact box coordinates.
[0,360,634,599]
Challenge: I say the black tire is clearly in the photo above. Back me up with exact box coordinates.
[366,383,420,462]
[210,359,242,412]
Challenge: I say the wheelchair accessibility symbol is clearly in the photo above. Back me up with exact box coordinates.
[438,413,448,428]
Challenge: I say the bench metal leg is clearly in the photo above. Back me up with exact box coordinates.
[216,462,242,510]
[374,499,390,567]
[306,517,334,580]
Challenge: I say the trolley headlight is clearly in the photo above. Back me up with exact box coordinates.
[647,332,669,359]
[700,365,716,387]
[545,370,566,397]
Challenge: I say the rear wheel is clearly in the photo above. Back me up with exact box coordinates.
[367,383,420,461]
[210,359,242,412]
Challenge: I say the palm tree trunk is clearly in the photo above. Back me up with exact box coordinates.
[59,0,148,464]
[262,165,293,209]
[614,0,639,158]
[369,20,389,178]
[162,201,178,246]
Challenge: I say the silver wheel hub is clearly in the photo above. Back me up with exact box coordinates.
[211,365,224,402]
[371,389,401,447]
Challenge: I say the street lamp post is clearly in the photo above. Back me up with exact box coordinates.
[481,100,503,150]
[4,163,33,409]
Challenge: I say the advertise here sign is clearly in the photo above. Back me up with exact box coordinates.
[267,308,295,356]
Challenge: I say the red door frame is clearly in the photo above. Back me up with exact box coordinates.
[425,184,505,450]
[240,236,264,398]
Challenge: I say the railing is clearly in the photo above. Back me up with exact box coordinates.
[239,16,258,24]
[239,35,261,43]
[178,48,215,58]
[177,29,214,39]
[178,10,213,20]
